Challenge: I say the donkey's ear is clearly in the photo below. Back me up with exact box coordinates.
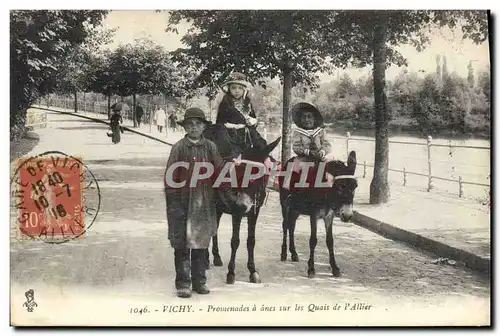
[326,160,345,176]
[347,151,357,173]
[266,137,281,155]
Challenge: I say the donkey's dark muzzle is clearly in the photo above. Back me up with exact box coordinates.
[338,204,353,222]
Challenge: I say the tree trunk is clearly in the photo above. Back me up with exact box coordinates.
[208,98,213,122]
[149,100,154,133]
[164,93,169,136]
[73,91,78,113]
[107,95,111,120]
[369,14,390,204]
[281,59,293,163]
[133,94,137,127]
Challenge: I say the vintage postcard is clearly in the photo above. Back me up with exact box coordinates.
[9,9,491,327]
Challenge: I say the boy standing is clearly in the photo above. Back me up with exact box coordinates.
[164,107,227,298]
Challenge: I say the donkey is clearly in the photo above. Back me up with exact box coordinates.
[203,124,281,284]
[279,151,357,278]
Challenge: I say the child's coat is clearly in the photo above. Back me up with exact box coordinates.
[292,126,332,157]
[165,136,223,249]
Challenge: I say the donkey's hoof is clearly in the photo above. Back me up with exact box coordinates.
[280,254,287,261]
[226,273,235,284]
[332,267,341,278]
[307,270,316,279]
[291,254,300,262]
[213,257,223,267]
[249,272,261,284]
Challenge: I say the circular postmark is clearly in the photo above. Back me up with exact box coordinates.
[10,151,101,244]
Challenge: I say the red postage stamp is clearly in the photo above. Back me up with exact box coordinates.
[12,154,87,242]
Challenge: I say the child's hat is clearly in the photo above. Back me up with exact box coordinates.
[222,72,251,91]
[291,102,324,128]
[111,102,123,112]
[177,107,211,127]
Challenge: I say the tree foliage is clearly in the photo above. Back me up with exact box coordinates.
[319,10,488,204]
[477,70,490,102]
[54,26,116,95]
[167,10,342,91]
[106,38,178,97]
[10,10,108,138]
[167,10,358,161]
[87,50,116,97]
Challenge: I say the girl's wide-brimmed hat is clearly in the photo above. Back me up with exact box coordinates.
[222,72,251,91]
[177,107,212,127]
[291,102,324,128]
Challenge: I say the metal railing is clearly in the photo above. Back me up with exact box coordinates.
[260,125,490,198]
[337,132,490,199]
[47,98,163,125]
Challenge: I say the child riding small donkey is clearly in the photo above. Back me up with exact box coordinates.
[203,72,281,284]
[279,102,358,278]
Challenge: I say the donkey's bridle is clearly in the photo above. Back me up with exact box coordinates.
[231,157,269,215]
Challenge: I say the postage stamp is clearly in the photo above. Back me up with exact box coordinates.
[11,151,101,244]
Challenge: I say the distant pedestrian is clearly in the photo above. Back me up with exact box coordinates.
[109,101,119,120]
[107,103,124,144]
[135,104,144,127]
[154,105,166,133]
[169,113,178,132]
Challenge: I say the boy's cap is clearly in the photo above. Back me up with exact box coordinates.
[177,107,211,126]
[291,102,324,128]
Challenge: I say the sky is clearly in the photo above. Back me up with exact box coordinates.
[100,10,491,83]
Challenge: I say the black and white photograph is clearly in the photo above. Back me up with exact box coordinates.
[9,9,491,326]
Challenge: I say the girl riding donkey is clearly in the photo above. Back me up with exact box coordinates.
[202,72,281,284]
[216,72,268,158]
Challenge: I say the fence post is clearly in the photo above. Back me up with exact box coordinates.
[458,176,463,198]
[403,167,407,186]
[363,160,367,178]
[427,135,433,192]
[346,132,351,160]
